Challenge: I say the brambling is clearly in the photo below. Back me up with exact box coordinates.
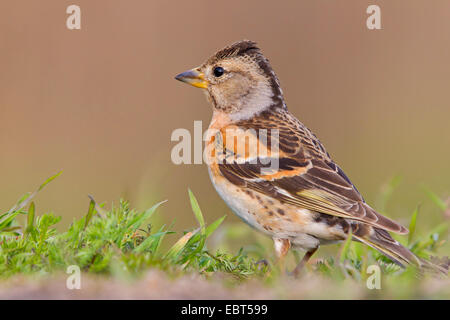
[175,40,446,275]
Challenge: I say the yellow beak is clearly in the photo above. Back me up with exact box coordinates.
[175,68,208,89]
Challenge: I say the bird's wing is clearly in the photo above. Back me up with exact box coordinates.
[215,110,408,235]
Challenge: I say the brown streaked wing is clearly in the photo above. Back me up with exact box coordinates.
[218,157,408,235]
[218,109,408,234]
[235,109,332,160]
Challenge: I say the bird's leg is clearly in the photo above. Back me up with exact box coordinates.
[273,238,291,273]
[291,247,318,277]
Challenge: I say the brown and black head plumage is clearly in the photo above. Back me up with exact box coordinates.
[205,40,284,100]
[203,40,285,116]
[176,40,285,118]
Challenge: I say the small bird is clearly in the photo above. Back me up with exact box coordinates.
[175,40,445,275]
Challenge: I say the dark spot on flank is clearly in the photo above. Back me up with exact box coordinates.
[314,213,341,228]
[268,211,274,216]
[245,190,255,199]
[277,209,285,216]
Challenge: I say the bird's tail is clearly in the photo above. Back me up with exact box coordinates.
[353,227,449,276]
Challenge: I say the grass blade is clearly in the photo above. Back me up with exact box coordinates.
[408,205,419,245]
[422,187,447,211]
[190,215,227,243]
[7,171,62,215]
[127,200,167,231]
[37,170,63,192]
[206,215,226,238]
[87,195,108,219]
[164,229,197,260]
[25,202,35,235]
[339,229,353,264]
[84,199,96,230]
[188,189,205,231]
[188,189,206,253]
[133,229,175,254]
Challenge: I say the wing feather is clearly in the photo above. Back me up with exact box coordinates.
[216,111,408,234]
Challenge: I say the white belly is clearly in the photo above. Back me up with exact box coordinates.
[208,167,267,233]
[207,167,338,251]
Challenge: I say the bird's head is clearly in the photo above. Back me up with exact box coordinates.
[175,40,286,120]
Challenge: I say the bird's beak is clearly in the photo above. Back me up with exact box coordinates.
[175,68,208,89]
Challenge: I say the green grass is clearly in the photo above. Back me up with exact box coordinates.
[0,173,449,298]
[0,173,266,280]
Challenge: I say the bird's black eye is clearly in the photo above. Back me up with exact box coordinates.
[213,66,224,77]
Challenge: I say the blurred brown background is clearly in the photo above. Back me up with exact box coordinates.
[1,1,449,234]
